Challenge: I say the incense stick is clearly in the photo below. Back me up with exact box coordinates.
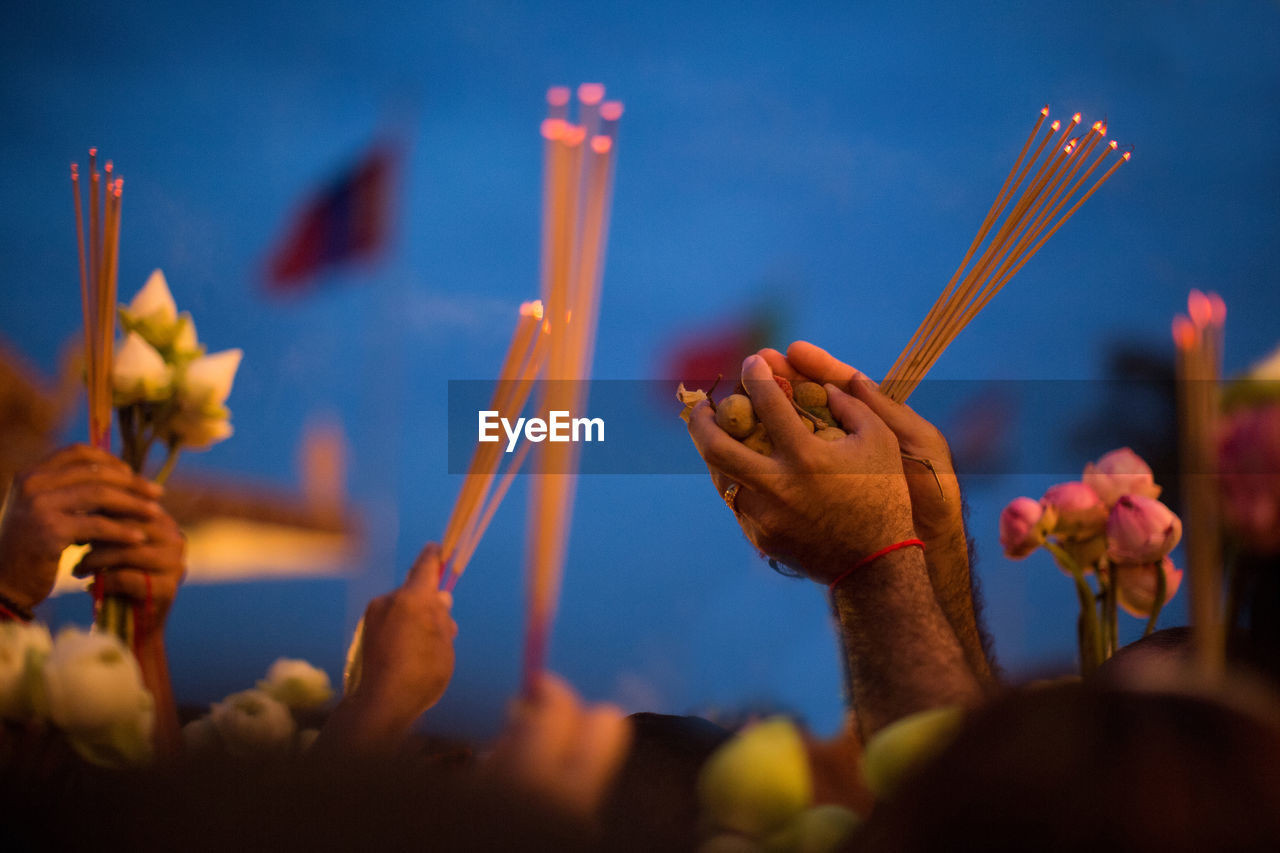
[1175,290,1226,680]
[521,85,620,695]
[881,108,1129,403]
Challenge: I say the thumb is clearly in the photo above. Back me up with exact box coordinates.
[403,542,444,594]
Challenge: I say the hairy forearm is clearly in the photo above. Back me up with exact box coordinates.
[917,523,994,685]
[832,547,982,741]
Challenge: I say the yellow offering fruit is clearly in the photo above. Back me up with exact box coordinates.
[698,717,813,837]
[815,427,846,442]
[763,805,861,853]
[716,394,759,439]
[741,423,773,457]
[861,705,965,800]
[793,381,827,410]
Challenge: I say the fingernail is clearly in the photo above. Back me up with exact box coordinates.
[741,354,762,374]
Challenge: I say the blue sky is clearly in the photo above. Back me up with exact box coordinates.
[3,0,1278,736]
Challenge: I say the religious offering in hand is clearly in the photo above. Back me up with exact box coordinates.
[69,154,241,651]
[677,373,846,456]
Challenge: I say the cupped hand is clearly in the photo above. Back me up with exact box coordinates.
[687,354,915,584]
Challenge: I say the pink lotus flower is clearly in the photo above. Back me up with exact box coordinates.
[1113,558,1183,618]
[1106,495,1182,564]
[1083,447,1161,506]
[1218,402,1280,555]
[1050,534,1105,577]
[1000,497,1055,559]
[1041,482,1106,540]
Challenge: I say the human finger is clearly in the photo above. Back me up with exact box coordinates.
[74,543,184,576]
[825,384,888,439]
[91,568,177,605]
[59,513,148,547]
[741,354,808,452]
[44,482,164,520]
[562,704,632,809]
[687,400,780,491]
[403,542,444,595]
[757,348,806,383]
[784,341,859,387]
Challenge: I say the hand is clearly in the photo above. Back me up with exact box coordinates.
[486,672,632,819]
[77,506,186,639]
[0,445,164,614]
[687,354,915,584]
[345,543,457,732]
[762,341,964,544]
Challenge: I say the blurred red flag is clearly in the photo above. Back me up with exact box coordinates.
[265,142,399,292]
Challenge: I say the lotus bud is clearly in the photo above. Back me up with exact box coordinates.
[121,269,180,349]
[1106,495,1182,564]
[112,331,173,404]
[1218,402,1280,555]
[1040,482,1106,540]
[41,627,155,767]
[180,348,242,410]
[0,621,53,722]
[1083,447,1161,506]
[1114,557,1183,618]
[999,497,1054,559]
[171,312,201,361]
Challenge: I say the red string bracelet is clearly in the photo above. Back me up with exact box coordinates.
[828,538,925,594]
[0,596,32,622]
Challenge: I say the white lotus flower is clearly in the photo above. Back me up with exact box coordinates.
[172,312,201,361]
[0,621,53,722]
[167,407,234,450]
[181,348,242,410]
[208,689,296,757]
[41,627,155,767]
[257,658,334,711]
[181,715,222,756]
[128,270,178,327]
[113,331,173,404]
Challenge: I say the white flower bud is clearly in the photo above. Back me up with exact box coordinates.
[257,658,334,711]
[113,331,173,404]
[0,621,53,722]
[209,689,296,757]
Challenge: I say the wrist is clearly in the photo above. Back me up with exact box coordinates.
[828,538,926,594]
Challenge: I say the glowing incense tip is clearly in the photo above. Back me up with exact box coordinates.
[562,124,587,146]
[520,300,545,320]
[1051,120,1061,131]
[600,101,624,121]
[1092,121,1104,133]
[1172,316,1196,350]
[547,86,571,107]
[590,135,612,154]
[1209,292,1227,324]
[71,163,79,176]
[89,147,98,157]
[1040,105,1050,116]
[1188,290,1213,327]
[540,118,567,140]
[104,160,113,174]
[1122,151,1131,161]
[577,83,605,105]
[1072,113,1082,123]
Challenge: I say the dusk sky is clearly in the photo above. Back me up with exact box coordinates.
[3,0,1278,736]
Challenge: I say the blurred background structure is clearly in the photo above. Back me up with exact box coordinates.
[2,0,1278,736]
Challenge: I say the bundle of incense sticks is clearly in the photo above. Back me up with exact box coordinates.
[881,107,1130,403]
[522,84,622,693]
[1173,289,1227,680]
[70,149,124,450]
[440,300,548,591]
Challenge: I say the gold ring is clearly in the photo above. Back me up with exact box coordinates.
[722,482,740,513]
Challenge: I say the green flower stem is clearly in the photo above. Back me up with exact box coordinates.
[153,444,181,486]
[1045,541,1103,675]
[1143,563,1168,638]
